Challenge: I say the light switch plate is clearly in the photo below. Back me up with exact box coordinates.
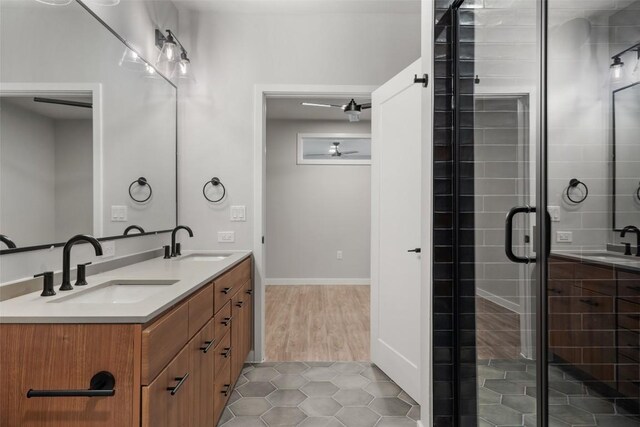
[556,231,573,243]
[548,206,561,222]
[218,231,235,243]
[337,250,343,260]
[230,206,246,222]
[111,205,127,222]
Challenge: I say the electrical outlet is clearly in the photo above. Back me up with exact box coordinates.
[218,231,235,243]
[111,205,127,222]
[230,206,246,222]
[101,241,116,258]
[548,206,561,222]
[337,250,343,260]
[556,231,573,243]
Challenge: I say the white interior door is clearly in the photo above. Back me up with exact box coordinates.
[371,58,423,401]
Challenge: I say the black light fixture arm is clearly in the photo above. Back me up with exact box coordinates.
[611,41,640,60]
[166,30,188,57]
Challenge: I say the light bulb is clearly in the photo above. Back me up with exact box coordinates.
[178,54,190,77]
[633,57,640,81]
[162,40,178,61]
[35,0,73,5]
[610,56,624,82]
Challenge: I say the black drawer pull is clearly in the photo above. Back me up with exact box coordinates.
[222,287,233,295]
[627,286,640,292]
[236,301,244,308]
[221,384,231,396]
[200,340,215,354]
[222,317,233,326]
[549,288,563,294]
[167,373,189,395]
[626,314,640,320]
[626,343,640,349]
[27,371,116,398]
[579,299,599,307]
[246,289,253,295]
[221,347,231,358]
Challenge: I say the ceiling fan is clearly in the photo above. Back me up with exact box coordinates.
[307,142,359,158]
[301,98,371,122]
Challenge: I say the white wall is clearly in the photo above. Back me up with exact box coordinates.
[54,120,93,241]
[0,100,56,246]
[178,9,421,252]
[265,119,371,281]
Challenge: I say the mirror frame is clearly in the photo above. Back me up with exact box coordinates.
[0,0,178,255]
[612,80,640,232]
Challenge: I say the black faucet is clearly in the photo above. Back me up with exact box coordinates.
[0,234,16,249]
[621,225,640,257]
[60,235,103,291]
[123,225,145,236]
[170,225,193,257]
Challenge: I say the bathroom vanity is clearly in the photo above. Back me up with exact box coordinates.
[549,252,640,410]
[0,252,253,427]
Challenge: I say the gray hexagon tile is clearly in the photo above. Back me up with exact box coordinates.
[272,374,309,390]
[369,397,411,417]
[301,381,340,397]
[299,397,342,417]
[376,417,418,426]
[223,416,267,427]
[363,381,401,397]
[245,367,280,382]
[262,407,308,426]
[304,367,338,381]
[359,366,391,382]
[336,407,380,427]
[333,389,374,407]
[237,382,277,398]
[299,417,345,427]
[267,389,307,407]
[332,362,365,375]
[332,375,369,390]
[230,398,273,417]
[275,362,309,374]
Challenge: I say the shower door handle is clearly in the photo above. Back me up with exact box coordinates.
[505,206,551,264]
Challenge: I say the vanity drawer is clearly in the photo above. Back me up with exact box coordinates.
[618,329,640,362]
[549,257,575,280]
[214,300,232,344]
[575,263,616,296]
[618,271,640,301]
[573,288,614,314]
[214,329,232,377]
[618,299,640,331]
[188,282,214,338]
[213,356,232,425]
[214,259,251,313]
[142,303,189,384]
[617,354,640,398]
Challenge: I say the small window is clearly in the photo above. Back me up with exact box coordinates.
[297,133,371,165]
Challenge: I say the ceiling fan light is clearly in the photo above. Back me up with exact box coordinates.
[35,0,73,5]
[347,111,361,122]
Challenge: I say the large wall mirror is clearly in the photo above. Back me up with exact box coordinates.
[0,0,177,253]
[613,82,640,231]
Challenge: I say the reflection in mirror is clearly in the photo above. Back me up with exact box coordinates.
[0,93,94,248]
[614,82,640,230]
[0,0,177,252]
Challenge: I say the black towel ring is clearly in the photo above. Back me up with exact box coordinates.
[566,178,588,204]
[128,177,152,203]
[203,177,226,203]
[636,181,640,201]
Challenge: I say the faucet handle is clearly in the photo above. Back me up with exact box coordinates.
[75,262,92,287]
[624,243,632,256]
[35,272,56,297]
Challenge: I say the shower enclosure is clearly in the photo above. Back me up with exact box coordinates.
[434,0,640,426]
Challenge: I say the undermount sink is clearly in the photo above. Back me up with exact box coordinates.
[179,253,232,262]
[52,279,179,304]
[570,251,639,261]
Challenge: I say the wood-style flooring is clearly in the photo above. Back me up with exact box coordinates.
[265,285,370,362]
[475,297,521,360]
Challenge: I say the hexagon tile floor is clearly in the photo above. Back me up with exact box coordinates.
[217,362,420,427]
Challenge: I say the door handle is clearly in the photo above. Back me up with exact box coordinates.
[505,206,551,264]
[407,248,421,253]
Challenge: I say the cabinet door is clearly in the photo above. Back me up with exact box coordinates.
[243,282,253,362]
[142,345,191,427]
[190,319,216,427]
[213,360,232,426]
[231,291,246,381]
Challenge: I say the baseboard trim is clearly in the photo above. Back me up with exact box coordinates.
[417,420,425,427]
[476,288,521,314]
[265,278,370,286]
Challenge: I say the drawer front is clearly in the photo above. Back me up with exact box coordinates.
[142,303,189,385]
[618,299,640,332]
[188,283,214,338]
[214,300,232,344]
[619,271,640,302]
[619,329,640,362]
[214,258,251,313]
[214,329,232,377]
[213,359,232,426]
[618,354,640,398]
[549,257,575,280]
[575,263,616,296]
[142,345,191,427]
[189,319,215,427]
[573,288,613,314]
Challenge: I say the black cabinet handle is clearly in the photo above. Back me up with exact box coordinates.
[407,248,421,253]
[222,317,233,326]
[223,287,233,295]
[27,371,115,398]
[579,299,599,307]
[200,340,215,354]
[167,373,189,396]
[221,384,231,397]
[221,347,231,358]
[627,314,640,320]
[246,289,253,295]
[548,288,563,294]
[627,286,640,292]
[236,301,245,308]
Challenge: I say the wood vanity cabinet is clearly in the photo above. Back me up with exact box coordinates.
[548,255,640,409]
[0,256,253,427]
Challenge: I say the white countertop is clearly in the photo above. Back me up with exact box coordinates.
[552,250,640,273]
[0,250,252,324]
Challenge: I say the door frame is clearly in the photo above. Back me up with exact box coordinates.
[251,84,377,364]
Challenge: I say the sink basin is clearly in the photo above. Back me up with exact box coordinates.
[52,279,179,304]
[179,253,232,262]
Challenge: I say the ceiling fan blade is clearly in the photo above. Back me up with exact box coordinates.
[341,151,359,155]
[360,103,372,109]
[301,102,344,109]
[306,153,331,157]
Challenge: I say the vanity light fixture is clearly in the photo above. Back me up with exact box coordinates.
[610,42,640,82]
[155,29,192,79]
[611,56,624,82]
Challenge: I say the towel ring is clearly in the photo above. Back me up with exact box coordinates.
[566,178,588,204]
[203,177,226,203]
[128,177,152,203]
[636,181,640,201]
